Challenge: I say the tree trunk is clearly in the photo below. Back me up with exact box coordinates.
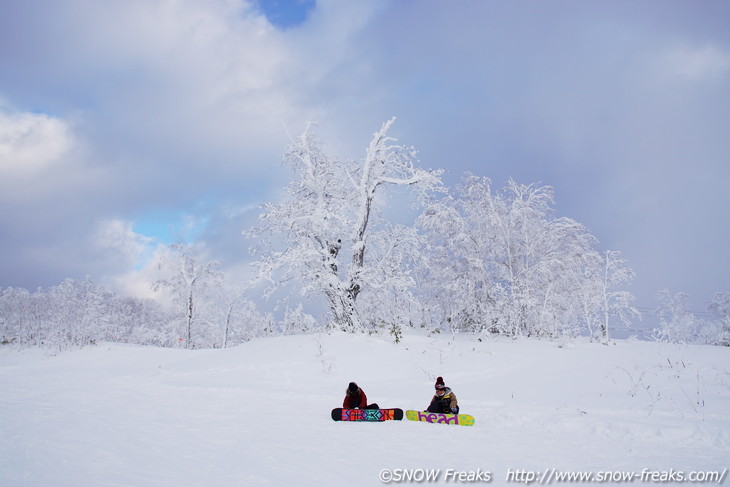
[601,251,610,344]
[325,285,362,332]
[223,306,232,349]
[187,291,194,349]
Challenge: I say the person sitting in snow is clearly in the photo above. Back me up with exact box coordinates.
[343,382,379,410]
[426,376,459,414]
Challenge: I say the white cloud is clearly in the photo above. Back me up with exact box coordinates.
[92,219,164,299]
[0,108,74,177]
[94,219,155,266]
[662,44,730,81]
[108,260,166,300]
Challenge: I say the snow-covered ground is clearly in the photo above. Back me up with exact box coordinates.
[1,332,729,486]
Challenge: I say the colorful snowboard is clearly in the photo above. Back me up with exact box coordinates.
[405,409,475,426]
[331,408,404,422]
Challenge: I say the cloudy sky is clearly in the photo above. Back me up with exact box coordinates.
[1,0,728,321]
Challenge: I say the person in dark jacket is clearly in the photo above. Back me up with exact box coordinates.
[426,376,459,414]
[343,382,379,409]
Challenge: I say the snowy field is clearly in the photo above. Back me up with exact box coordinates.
[1,332,729,486]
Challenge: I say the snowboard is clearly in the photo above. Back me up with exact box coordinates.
[405,409,475,426]
[331,408,404,422]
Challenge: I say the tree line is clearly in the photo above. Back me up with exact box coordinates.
[247,119,728,345]
[2,120,728,348]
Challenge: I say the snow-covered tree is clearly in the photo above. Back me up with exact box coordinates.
[576,250,640,342]
[214,284,273,347]
[653,290,697,344]
[598,251,640,341]
[0,287,42,346]
[705,292,730,346]
[107,295,175,347]
[416,176,502,334]
[154,244,224,348]
[356,223,428,331]
[708,292,730,327]
[48,277,115,347]
[1,278,175,349]
[247,118,442,332]
[279,303,318,335]
[1,275,271,350]
[417,174,638,338]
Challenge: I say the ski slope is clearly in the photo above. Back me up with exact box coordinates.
[1,332,728,486]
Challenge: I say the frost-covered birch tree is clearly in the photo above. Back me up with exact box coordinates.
[0,287,41,346]
[247,118,442,332]
[419,175,574,335]
[49,277,112,347]
[597,250,640,341]
[1,278,174,349]
[706,292,730,346]
[653,290,697,344]
[416,175,502,333]
[215,284,272,347]
[356,223,429,332]
[154,244,223,348]
[417,174,638,337]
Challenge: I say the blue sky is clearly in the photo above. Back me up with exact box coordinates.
[255,0,315,28]
[1,0,728,320]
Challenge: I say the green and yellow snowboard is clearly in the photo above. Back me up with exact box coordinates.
[405,409,475,426]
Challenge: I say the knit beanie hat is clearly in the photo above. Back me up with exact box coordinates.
[348,382,359,393]
[435,376,445,390]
